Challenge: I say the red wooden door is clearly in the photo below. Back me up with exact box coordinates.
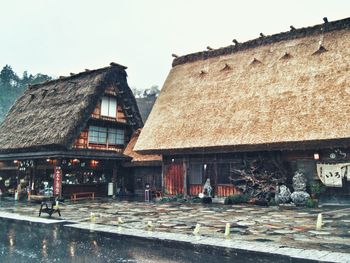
[164,164,184,195]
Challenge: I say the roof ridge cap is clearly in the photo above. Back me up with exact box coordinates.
[172,17,350,67]
[28,63,127,90]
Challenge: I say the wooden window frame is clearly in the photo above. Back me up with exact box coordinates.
[101,96,117,118]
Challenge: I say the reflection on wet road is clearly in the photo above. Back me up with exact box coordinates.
[0,219,235,263]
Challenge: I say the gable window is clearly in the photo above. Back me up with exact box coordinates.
[88,126,107,144]
[101,96,117,118]
[108,128,125,145]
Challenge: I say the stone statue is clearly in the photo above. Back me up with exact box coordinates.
[291,171,310,206]
[291,191,310,206]
[275,185,291,204]
[203,178,213,198]
[292,171,307,191]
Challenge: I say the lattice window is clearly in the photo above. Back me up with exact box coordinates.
[108,128,125,145]
[88,126,107,144]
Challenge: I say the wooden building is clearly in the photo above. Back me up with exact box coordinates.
[123,129,162,196]
[0,63,143,198]
[135,17,350,200]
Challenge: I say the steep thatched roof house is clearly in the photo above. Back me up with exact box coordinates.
[0,63,143,198]
[135,17,350,200]
[0,63,142,154]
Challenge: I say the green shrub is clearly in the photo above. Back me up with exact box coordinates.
[268,199,277,206]
[174,193,184,199]
[160,193,185,203]
[309,181,326,197]
[224,194,250,205]
[305,198,318,208]
[191,196,202,203]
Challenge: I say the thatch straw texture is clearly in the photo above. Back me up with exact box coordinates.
[135,18,350,154]
[0,64,142,153]
[124,129,161,165]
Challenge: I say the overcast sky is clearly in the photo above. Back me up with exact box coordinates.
[0,0,349,90]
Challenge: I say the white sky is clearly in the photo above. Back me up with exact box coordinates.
[0,0,349,90]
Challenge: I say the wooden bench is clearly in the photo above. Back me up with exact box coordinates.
[70,192,95,201]
[39,201,61,217]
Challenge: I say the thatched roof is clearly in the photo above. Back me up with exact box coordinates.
[123,129,161,166]
[135,17,350,154]
[0,63,143,153]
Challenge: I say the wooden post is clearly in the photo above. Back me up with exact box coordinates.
[16,164,20,185]
[112,162,117,198]
[214,155,218,198]
[183,156,188,197]
[161,157,166,195]
[15,161,20,200]
[31,160,37,194]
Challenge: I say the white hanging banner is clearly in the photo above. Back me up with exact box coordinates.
[341,164,350,182]
[316,163,350,187]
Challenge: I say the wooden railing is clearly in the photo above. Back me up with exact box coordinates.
[216,185,237,197]
[91,114,127,123]
[87,144,124,153]
[189,184,202,196]
[189,184,237,197]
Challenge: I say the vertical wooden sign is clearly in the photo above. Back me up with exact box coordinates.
[53,166,62,197]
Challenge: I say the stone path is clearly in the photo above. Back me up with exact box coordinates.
[1,198,350,254]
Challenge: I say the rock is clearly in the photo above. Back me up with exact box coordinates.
[291,191,310,206]
[292,171,307,191]
[275,185,291,204]
[202,197,212,204]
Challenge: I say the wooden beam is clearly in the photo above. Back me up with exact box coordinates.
[214,154,218,198]
[183,156,189,197]
[161,161,166,194]
[112,162,117,197]
[0,149,129,161]
[31,160,37,194]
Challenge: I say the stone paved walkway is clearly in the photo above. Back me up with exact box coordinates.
[1,198,349,254]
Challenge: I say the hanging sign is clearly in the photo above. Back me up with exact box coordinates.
[316,163,350,187]
[53,166,62,197]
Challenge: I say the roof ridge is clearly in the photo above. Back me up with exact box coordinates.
[28,62,127,90]
[172,17,350,67]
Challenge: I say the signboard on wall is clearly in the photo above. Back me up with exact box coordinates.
[53,166,62,197]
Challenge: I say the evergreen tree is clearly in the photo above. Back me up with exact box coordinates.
[0,65,53,123]
[143,85,160,98]
[0,64,18,87]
